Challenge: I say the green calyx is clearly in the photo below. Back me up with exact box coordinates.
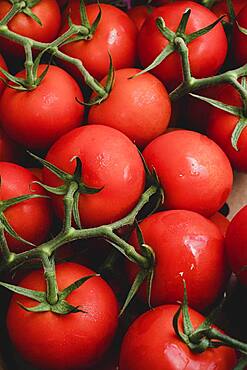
[8,0,43,26]
[0,274,98,314]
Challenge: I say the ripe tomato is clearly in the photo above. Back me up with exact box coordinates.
[207,83,247,172]
[0,0,61,59]
[7,262,119,370]
[127,5,153,31]
[138,1,227,91]
[0,53,7,95]
[142,130,233,217]
[233,4,247,66]
[127,210,229,311]
[60,2,137,82]
[0,162,52,253]
[43,125,145,227]
[0,64,84,151]
[88,68,171,148]
[212,0,246,22]
[119,305,237,370]
[225,205,247,286]
[210,212,230,237]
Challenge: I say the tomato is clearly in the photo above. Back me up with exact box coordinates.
[28,168,43,181]
[127,5,153,31]
[126,210,229,311]
[0,53,7,95]
[142,130,233,217]
[60,2,137,83]
[0,129,25,164]
[88,68,171,148]
[225,205,247,286]
[207,83,247,172]
[233,4,247,66]
[212,0,246,22]
[138,1,227,91]
[0,0,61,59]
[7,262,119,370]
[0,64,84,151]
[210,212,230,237]
[119,305,237,370]
[43,125,145,227]
[0,162,52,253]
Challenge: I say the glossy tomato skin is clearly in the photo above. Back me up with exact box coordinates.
[127,5,153,31]
[0,0,61,59]
[7,262,119,370]
[0,64,84,151]
[119,305,237,370]
[43,125,145,227]
[207,84,247,172]
[126,210,229,311]
[138,1,227,91]
[225,206,247,286]
[233,4,247,66]
[142,130,233,217]
[88,68,171,148]
[210,212,230,237]
[0,162,52,253]
[60,2,137,82]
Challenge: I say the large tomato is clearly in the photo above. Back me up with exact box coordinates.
[138,1,227,91]
[0,162,52,253]
[210,212,230,237]
[142,130,233,217]
[119,305,237,370]
[0,0,61,59]
[0,53,7,95]
[7,262,119,370]
[88,68,171,148]
[207,83,247,172]
[126,210,229,311]
[233,4,247,66]
[43,125,145,227]
[225,205,247,286]
[60,2,137,82]
[0,64,84,151]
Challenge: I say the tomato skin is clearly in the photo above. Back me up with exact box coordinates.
[142,130,233,217]
[127,5,153,31]
[212,0,246,22]
[60,2,137,82]
[88,68,171,148]
[0,0,61,59]
[0,129,25,164]
[210,212,230,237]
[138,1,227,91]
[126,210,229,311]
[0,53,7,95]
[0,162,52,253]
[0,64,84,151]
[119,305,237,370]
[7,262,119,370]
[225,206,247,286]
[233,4,247,66]
[43,125,145,227]
[207,84,247,172]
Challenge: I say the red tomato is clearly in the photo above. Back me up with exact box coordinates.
[225,205,247,286]
[142,130,233,217]
[233,4,247,66]
[119,305,237,370]
[43,125,145,227]
[138,1,227,91]
[0,64,84,151]
[60,2,137,82]
[207,83,247,172]
[7,262,119,370]
[0,0,61,59]
[127,5,153,31]
[126,210,229,311]
[0,53,7,95]
[212,0,246,22]
[28,168,43,181]
[0,162,52,253]
[210,212,230,237]
[88,68,171,148]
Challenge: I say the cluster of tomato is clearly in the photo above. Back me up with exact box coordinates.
[0,0,247,369]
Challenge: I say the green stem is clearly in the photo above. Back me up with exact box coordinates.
[63,181,79,232]
[0,2,26,26]
[208,328,247,354]
[0,223,14,263]
[228,77,247,116]
[41,254,58,305]
[200,0,217,8]
[175,37,193,86]
[24,41,34,87]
